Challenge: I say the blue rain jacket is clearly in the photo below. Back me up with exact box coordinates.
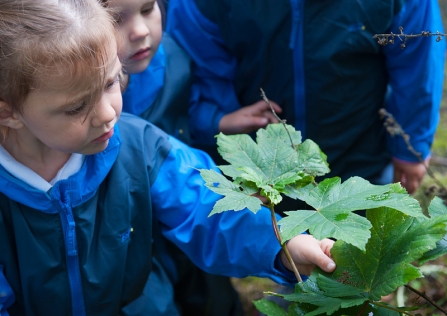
[0,114,295,316]
[166,0,446,182]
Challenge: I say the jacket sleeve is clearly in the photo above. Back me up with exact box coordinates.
[383,0,446,162]
[151,137,297,286]
[166,0,242,146]
[0,266,14,316]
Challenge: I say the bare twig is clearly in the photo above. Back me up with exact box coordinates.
[378,108,446,192]
[373,26,446,48]
[404,285,447,315]
[260,88,296,149]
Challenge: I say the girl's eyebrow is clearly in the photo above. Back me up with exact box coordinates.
[55,57,121,109]
[56,94,90,110]
[106,56,122,82]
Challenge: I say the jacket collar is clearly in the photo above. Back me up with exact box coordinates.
[0,125,122,212]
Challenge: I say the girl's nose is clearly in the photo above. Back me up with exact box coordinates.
[129,17,150,42]
[91,97,116,128]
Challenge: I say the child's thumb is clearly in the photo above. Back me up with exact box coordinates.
[316,254,336,273]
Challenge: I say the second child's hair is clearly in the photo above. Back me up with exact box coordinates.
[100,0,167,30]
[0,0,117,114]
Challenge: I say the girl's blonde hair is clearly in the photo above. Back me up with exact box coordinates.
[0,0,117,114]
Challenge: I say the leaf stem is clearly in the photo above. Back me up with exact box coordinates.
[260,88,296,150]
[404,284,447,315]
[356,301,369,316]
[267,203,303,282]
[264,291,284,297]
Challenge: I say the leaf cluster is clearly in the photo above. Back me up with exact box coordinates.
[199,123,447,315]
[199,123,329,215]
[257,199,447,315]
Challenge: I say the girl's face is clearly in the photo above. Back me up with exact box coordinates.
[109,0,162,75]
[16,52,123,156]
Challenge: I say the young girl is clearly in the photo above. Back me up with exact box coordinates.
[0,0,336,315]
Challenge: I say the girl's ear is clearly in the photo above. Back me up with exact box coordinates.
[0,101,24,129]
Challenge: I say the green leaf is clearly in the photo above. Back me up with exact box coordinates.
[216,125,300,182]
[218,165,244,179]
[213,124,328,205]
[278,177,424,250]
[329,208,447,301]
[419,235,447,264]
[294,139,330,177]
[199,169,263,216]
[253,299,288,316]
[329,303,400,316]
[280,207,447,314]
[281,275,367,316]
[280,208,372,251]
[419,197,447,264]
[287,177,422,217]
[428,196,447,217]
[287,303,317,316]
[279,272,402,316]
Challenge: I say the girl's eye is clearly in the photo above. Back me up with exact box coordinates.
[112,13,124,25]
[141,5,154,15]
[106,75,120,90]
[66,102,87,116]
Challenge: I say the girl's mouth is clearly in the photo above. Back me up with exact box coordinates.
[93,128,114,143]
[130,48,150,61]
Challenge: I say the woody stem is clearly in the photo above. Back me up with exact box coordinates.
[268,203,303,282]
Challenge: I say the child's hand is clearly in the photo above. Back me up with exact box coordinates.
[218,100,282,134]
[281,234,336,276]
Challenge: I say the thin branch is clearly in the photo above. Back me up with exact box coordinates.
[260,88,296,149]
[378,108,446,191]
[267,203,303,282]
[373,26,446,48]
[263,291,284,297]
[405,284,447,315]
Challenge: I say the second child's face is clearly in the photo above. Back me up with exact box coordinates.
[109,0,163,74]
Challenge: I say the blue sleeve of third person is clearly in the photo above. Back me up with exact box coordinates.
[166,0,243,146]
[384,0,446,162]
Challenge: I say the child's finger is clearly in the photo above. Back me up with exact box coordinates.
[269,101,283,113]
[263,111,281,123]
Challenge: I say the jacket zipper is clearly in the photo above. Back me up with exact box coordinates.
[52,194,87,316]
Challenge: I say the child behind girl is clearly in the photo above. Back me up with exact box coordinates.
[110,0,191,145]
[0,0,336,315]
